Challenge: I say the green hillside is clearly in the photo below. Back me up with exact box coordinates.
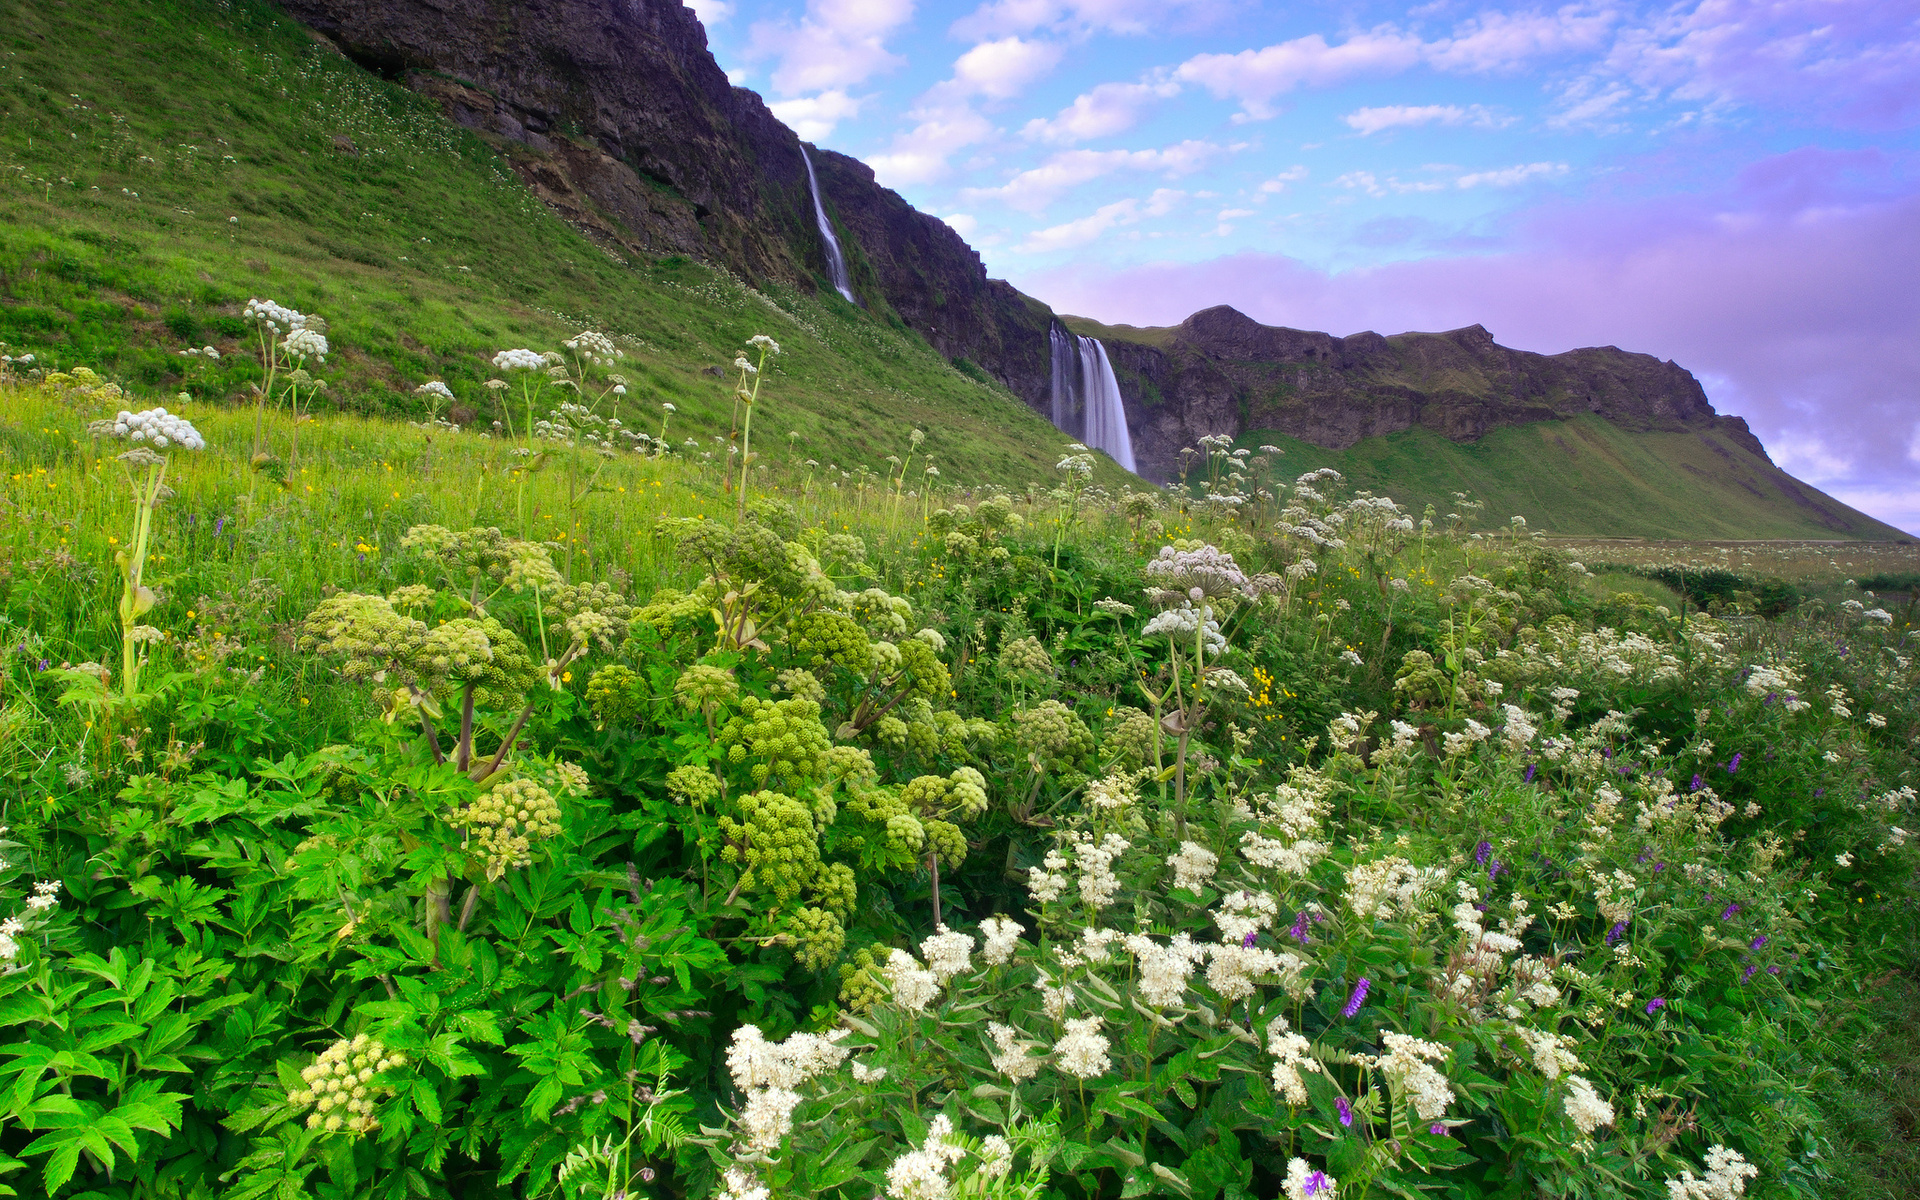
[1241,415,1907,539]
[0,0,1119,486]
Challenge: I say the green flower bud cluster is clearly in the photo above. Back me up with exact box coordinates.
[924,819,967,869]
[549,581,632,628]
[822,744,876,786]
[401,524,510,582]
[1012,700,1096,767]
[1104,706,1159,767]
[814,862,857,919]
[815,532,868,572]
[675,663,739,712]
[386,584,436,613]
[1394,650,1450,707]
[666,765,722,806]
[450,776,562,880]
[998,635,1054,677]
[718,789,820,902]
[787,906,845,971]
[845,587,912,637]
[585,664,642,728]
[630,582,719,639]
[420,619,494,679]
[942,531,979,559]
[501,541,565,594]
[895,636,951,702]
[659,517,815,601]
[838,948,888,1012]
[540,760,592,800]
[745,495,802,540]
[286,1033,406,1135]
[299,594,429,682]
[718,696,833,788]
[874,714,910,749]
[439,617,540,709]
[775,667,826,704]
[787,611,873,675]
[885,813,926,856]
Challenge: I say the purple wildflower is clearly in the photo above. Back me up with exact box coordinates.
[1814,789,1825,798]
[215,515,226,536]
[1305,1171,1332,1197]
[1523,764,1536,784]
[1690,774,1702,792]
[1750,935,1767,950]
[1335,1097,1353,1127]
[1287,912,1313,944]
[1342,978,1370,1018]
[1768,965,1781,975]
[1645,997,1666,1015]
[1763,692,1775,705]
[1720,903,1740,921]
[1653,861,1667,872]
[1242,931,1258,949]
[1429,1123,1447,1136]
[1474,840,1492,866]
[1726,752,1741,774]
[1742,965,1758,983]
[1606,920,1628,946]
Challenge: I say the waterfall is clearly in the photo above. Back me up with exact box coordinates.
[1048,325,1137,473]
[800,146,855,302]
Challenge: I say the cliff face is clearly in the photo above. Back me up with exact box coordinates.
[278,0,1055,402]
[1090,306,1767,481]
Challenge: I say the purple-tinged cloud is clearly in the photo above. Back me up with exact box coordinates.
[1018,147,1920,531]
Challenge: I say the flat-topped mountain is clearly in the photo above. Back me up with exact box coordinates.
[1067,306,1769,479]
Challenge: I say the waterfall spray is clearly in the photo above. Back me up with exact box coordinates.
[800,146,855,303]
[1048,324,1137,473]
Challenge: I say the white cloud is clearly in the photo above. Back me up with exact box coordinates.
[952,36,1063,98]
[1174,8,1622,121]
[1343,103,1507,135]
[1175,30,1425,119]
[953,0,1231,40]
[769,90,866,141]
[945,213,980,237]
[1022,77,1182,143]
[1259,165,1310,193]
[748,0,917,96]
[1217,207,1255,219]
[1455,161,1569,188]
[1425,6,1616,73]
[1333,170,1387,197]
[1018,187,1184,251]
[687,0,734,24]
[868,102,997,185]
[963,139,1237,211]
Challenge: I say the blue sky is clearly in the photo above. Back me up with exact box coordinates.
[689,0,1920,531]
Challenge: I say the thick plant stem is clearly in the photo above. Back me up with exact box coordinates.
[118,457,168,698]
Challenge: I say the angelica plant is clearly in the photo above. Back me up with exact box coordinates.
[86,407,206,698]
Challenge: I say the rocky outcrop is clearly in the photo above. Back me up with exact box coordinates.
[1087,306,1758,481]
[277,0,1055,402]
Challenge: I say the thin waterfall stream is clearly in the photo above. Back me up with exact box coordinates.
[800,145,855,302]
[1048,324,1137,473]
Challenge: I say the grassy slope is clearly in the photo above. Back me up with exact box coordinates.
[1243,416,1907,539]
[0,0,1123,488]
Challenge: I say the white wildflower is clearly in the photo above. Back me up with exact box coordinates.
[1168,841,1219,892]
[1665,1145,1759,1200]
[1053,1016,1111,1079]
[986,1022,1043,1082]
[1378,1031,1453,1120]
[492,348,546,372]
[1562,1074,1614,1135]
[1283,1157,1338,1200]
[978,916,1024,965]
[920,926,974,983]
[884,949,940,1012]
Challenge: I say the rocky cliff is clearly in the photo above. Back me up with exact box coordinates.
[277,0,1053,400]
[1078,306,1769,481]
[279,0,1774,487]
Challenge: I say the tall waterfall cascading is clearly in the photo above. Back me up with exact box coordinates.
[800,146,855,302]
[1048,325,1137,473]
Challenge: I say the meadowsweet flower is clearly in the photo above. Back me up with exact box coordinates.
[986,1022,1043,1081]
[1215,890,1278,942]
[1562,1074,1614,1134]
[1379,1031,1453,1120]
[978,916,1024,965]
[884,1113,965,1200]
[1168,841,1219,892]
[740,1085,801,1151]
[884,949,940,1012]
[920,925,974,983]
[1128,932,1207,1007]
[1053,1016,1111,1079]
[1268,1018,1322,1103]
[1665,1145,1759,1200]
[1516,1027,1584,1079]
[718,1167,770,1200]
[1205,943,1295,1001]
[1284,1158,1337,1200]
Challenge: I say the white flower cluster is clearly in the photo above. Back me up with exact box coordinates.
[1665,1146,1758,1200]
[1052,1015,1111,1079]
[987,1021,1044,1081]
[884,949,941,1012]
[1141,602,1227,655]
[1,352,35,365]
[978,915,1024,965]
[1516,1026,1584,1079]
[725,1024,851,1151]
[492,348,546,372]
[1562,1073,1615,1135]
[243,297,305,331]
[920,925,974,982]
[281,326,329,362]
[101,407,206,451]
[1126,931,1208,1007]
[1267,1016,1324,1104]
[1144,542,1251,599]
[884,1114,1000,1200]
[563,330,622,362]
[1378,1031,1454,1121]
[177,345,220,359]
[414,381,455,401]
[1167,841,1219,891]
[285,1033,406,1135]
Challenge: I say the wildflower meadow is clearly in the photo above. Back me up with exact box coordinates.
[0,321,1913,1200]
